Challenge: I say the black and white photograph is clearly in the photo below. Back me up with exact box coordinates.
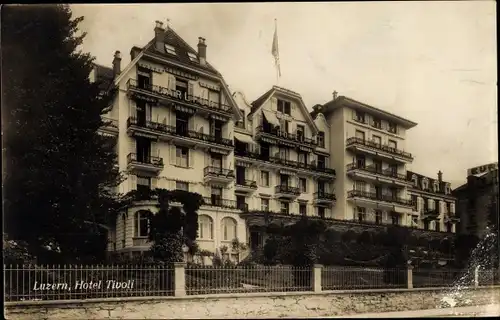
[2,2,498,319]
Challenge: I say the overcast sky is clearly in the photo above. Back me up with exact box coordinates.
[72,2,497,188]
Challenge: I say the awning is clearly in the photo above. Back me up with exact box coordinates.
[234,133,255,145]
[262,110,279,127]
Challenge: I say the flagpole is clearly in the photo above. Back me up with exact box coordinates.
[274,18,279,86]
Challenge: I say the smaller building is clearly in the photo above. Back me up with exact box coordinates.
[407,171,459,233]
[453,162,499,239]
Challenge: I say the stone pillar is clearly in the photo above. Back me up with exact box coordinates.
[407,265,413,289]
[312,264,323,293]
[174,262,186,296]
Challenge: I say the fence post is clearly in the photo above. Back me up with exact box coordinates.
[407,266,413,289]
[174,262,186,296]
[313,264,323,293]
[474,266,479,288]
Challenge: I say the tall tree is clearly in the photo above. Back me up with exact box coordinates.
[2,4,121,263]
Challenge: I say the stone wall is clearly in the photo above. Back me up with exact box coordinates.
[5,286,500,319]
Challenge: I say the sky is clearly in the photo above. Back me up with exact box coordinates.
[72,2,497,188]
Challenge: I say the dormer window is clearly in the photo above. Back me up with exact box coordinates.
[187,52,198,62]
[433,182,439,193]
[372,117,381,129]
[165,44,176,55]
[445,184,451,195]
[422,179,428,190]
[412,174,418,186]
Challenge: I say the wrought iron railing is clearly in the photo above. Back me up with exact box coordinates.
[127,78,232,113]
[256,126,317,147]
[204,166,235,177]
[347,190,413,206]
[127,153,164,167]
[202,197,237,209]
[275,185,301,195]
[346,163,408,181]
[346,137,413,160]
[235,179,257,188]
[314,192,336,201]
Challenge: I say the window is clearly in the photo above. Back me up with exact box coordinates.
[280,201,289,215]
[356,207,366,222]
[422,179,428,190]
[372,135,381,146]
[137,176,151,193]
[236,195,246,211]
[236,109,246,129]
[176,112,189,135]
[210,153,222,169]
[372,117,381,129]
[176,181,189,191]
[391,213,400,226]
[318,207,325,218]
[446,202,451,213]
[373,160,382,172]
[299,204,307,216]
[388,139,397,149]
[298,152,307,165]
[389,164,398,175]
[135,211,149,237]
[210,119,223,140]
[435,222,440,232]
[176,146,189,167]
[137,68,151,89]
[211,187,222,206]
[198,215,213,239]
[424,220,429,230]
[317,155,326,169]
[355,130,365,141]
[165,44,176,55]
[356,155,365,168]
[260,171,270,187]
[375,210,382,224]
[122,214,126,247]
[261,198,269,211]
[354,181,366,192]
[221,217,237,241]
[296,125,305,141]
[411,195,418,211]
[388,122,397,134]
[208,89,220,108]
[280,174,289,186]
[176,78,188,97]
[412,175,418,186]
[279,147,288,160]
[277,99,291,115]
[317,131,325,148]
[187,52,198,62]
[446,222,453,233]
[299,178,307,193]
[355,111,365,123]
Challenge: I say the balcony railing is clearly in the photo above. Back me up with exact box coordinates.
[127,153,164,167]
[274,185,301,195]
[346,137,413,160]
[127,78,232,114]
[202,197,237,209]
[234,149,336,176]
[127,117,233,147]
[256,126,317,147]
[101,117,118,128]
[347,189,413,206]
[346,163,408,181]
[235,179,257,188]
[421,209,440,219]
[203,166,235,178]
[314,192,336,201]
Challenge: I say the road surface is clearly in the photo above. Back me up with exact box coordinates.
[332,304,500,318]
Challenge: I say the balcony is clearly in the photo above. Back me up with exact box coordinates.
[274,185,301,199]
[127,117,234,150]
[444,212,460,223]
[421,209,440,220]
[203,166,235,184]
[346,163,411,186]
[234,149,336,177]
[127,79,232,117]
[132,238,150,247]
[98,117,119,136]
[127,153,164,173]
[255,125,318,149]
[202,197,237,210]
[346,137,413,163]
[235,179,258,193]
[314,192,336,205]
[347,189,414,207]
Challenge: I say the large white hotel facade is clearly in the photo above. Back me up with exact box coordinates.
[92,21,459,260]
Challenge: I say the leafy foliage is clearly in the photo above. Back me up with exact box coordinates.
[2,4,122,263]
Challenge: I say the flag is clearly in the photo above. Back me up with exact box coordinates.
[272,19,281,78]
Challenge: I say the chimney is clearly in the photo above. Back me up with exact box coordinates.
[154,20,165,51]
[332,90,338,100]
[198,37,207,65]
[438,170,443,183]
[112,51,121,78]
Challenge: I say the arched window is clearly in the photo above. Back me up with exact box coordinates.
[221,217,238,241]
[433,181,439,193]
[198,215,214,240]
[422,178,428,190]
[412,175,418,186]
[134,210,149,237]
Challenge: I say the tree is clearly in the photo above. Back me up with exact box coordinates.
[2,5,121,263]
[146,189,204,264]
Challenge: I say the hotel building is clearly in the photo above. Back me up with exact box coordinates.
[93,21,458,260]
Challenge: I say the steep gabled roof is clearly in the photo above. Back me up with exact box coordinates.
[93,64,114,90]
[407,170,453,194]
[248,86,319,134]
[144,26,220,76]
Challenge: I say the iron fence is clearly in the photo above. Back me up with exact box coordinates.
[412,268,467,288]
[322,267,407,290]
[4,264,174,302]
[185,265,311,295]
